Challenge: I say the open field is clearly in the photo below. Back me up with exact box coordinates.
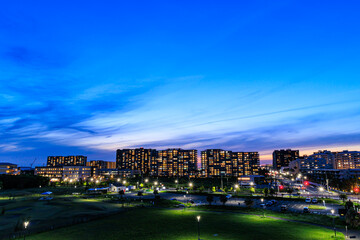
[26,208,344,240]
[0,189,130,239]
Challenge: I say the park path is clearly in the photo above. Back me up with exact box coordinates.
[177,208,360,239]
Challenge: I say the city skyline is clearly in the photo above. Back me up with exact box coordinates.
[1,1,360,166]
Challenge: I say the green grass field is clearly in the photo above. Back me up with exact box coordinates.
[27,208,344,240]
[308,205,327,210]
[0,194,125,238]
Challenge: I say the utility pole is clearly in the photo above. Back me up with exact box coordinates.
[221,174,223,189]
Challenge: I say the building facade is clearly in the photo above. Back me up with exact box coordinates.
[335,151,360,169]
[201,149,259,177]
[153,149,197,177]
[35,166,91,181]
[47,155,87,167]
[116,148,157,174]
[0,162,19,175]
[272,149,299,170]
[35,167,64,180]
[87,160,116,169]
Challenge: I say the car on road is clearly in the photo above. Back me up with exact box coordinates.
[265,201,274,207]
[303,207,310,213]
[226,194,232,199]
[170,198,177,201]
[281,205,288,212]
[311,198,318,203]
[305,198,311,203]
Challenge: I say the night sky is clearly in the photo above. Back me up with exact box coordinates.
[1,1,360,166]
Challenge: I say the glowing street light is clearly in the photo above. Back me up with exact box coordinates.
[145,179,149,183]
[123,180,127,185]
[189,182,193,187]
[117,178,120,182]
[24,221,30,240]
[196,216,201,240]
[331,209,336,237]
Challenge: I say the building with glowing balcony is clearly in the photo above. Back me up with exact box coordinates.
[201,149,259,177]
[0,162,19,175]
[47,155,87,167]
[116,148,157,174]
[152,149,197,177]
[272,149,299,170]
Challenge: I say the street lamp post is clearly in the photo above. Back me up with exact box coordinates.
[331,209,336,237]
[197,216,201,240]
[261,198,265,218]
[23,221,29,240]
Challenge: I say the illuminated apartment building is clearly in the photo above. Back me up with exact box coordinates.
[201,150,259,177]
[116,148,157,174]
[153,149,197,177]
[87,160,116,169]
[35,166,91,181]
[0,162,19,175]
[335,151,360,169]
[47,155,87,167]
[272,149,299,170]
[35,167,64,180]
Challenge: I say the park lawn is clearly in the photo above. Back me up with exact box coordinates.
[0,195,124,238]
[308,205,327,210]
[27,208,344,240]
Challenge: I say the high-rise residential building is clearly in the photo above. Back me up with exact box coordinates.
[116,148,157,174]
[311,150,335,168]
[47,156,87,167]
[153,149,197,177]
[335,150,360,169]
[272,149,299,170]
[201,149,259,177]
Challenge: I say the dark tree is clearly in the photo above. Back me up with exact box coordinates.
[219,195,228,206]
[244,198,254,208]
[263,188,269,197]
[206,195,214,205]
[340,194,348,203]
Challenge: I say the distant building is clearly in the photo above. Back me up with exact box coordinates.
[201,149,259,177]
[47,155,87,167]
[116,148,197,177]
[35,166,91,181]
[35,167,64,180]
[272,149,299,170]
[0,162,18,175]
[299,157,333,171]
[311,150,335,168]
[335,150,360,169]
[97,169,140,179]
[87,160,116,169]
[116,148,157,174]
[154,149,197,177]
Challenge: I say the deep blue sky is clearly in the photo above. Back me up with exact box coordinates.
[1,1,360,166]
